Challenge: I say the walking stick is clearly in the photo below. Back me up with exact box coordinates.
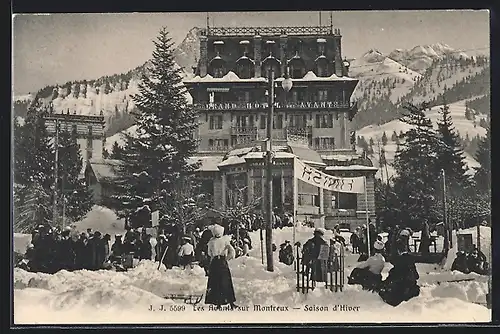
[158,246,169,270]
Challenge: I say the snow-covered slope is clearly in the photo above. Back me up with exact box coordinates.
[388,43,471,74]
[351,49,422,106]
[357,99,485,179]
[104,124,138,151]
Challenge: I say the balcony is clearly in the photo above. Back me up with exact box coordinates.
[231,126,258,136]
[193,100,353,112]
[311,143,336,151]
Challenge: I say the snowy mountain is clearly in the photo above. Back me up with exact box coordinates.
[356,99,486,179]
[350,49,422,107]
[12,29,200,137]
[388,43,471,74]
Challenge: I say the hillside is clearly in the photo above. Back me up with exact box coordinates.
[356,99,485,180]
[12,29,200,137]
[388,43,471,74]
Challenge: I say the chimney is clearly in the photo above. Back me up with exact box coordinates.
[199,35,208,77]
[254,34,262,78]
[334,29,343,77]
[280,33,287,76]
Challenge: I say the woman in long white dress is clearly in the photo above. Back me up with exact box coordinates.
[204,224,237,309]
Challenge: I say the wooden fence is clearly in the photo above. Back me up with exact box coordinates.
[295,240,345,293]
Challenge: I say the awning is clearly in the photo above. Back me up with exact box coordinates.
[288,145,324,165]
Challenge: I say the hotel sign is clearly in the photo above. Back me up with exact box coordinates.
[195,101,349,110]
[294,157,365,194]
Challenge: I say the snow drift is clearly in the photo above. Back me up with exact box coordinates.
[13,226,490,324]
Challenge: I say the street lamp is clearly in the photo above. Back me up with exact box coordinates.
[265,67,293,272]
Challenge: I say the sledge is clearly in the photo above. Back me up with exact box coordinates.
[434,278,476,285]
[163,293,204,305]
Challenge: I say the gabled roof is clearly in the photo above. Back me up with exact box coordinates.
[188,156,224,172]
[88,158,123,183]
[288,145,324,166]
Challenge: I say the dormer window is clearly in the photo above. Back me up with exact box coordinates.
[213,40,224,56]
[236,40,254,79]
[261,56,281,78]
[288,51,306,79]
[317,38,326,56]
[265,40,276,57]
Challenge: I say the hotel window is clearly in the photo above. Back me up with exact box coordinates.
[209,115,223,130]
[318,90,328,101]
[260,115,266,129]
[72,124,77,134]
[290,114,307,128]
[213,67,225,78]
[334,192,358,210]
[249,115,254,127]
[236,116,247,128]
[315,114,334,128]
[273,114,283,129]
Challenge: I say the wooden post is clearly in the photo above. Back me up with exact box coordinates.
[364,176,371,257]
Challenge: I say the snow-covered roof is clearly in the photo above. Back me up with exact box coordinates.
[88,158,124,182]
[274,73,357,82]
[317,38,327,43]
[218,155,246,167]
[325,165,378,171]
[321,153,362,161]
[288,145,324,165]
[188,156,224,172]
[184,71,267,83]
[236,55,255,64]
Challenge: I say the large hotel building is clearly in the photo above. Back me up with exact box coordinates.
[184,25,377,230]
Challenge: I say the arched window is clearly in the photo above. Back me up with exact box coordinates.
[236,56,255,79]
[261,56,281,78]
[288,53,306,79]
[315,55,329,77]
[209,56,226,78]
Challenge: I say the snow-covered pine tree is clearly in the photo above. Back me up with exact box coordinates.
[56,128,93,223]
[111,27,200,225]
[14,181,52,232]
[391,102,442,228]
[435,102,473,192]
[474,125,491,195]
[110,141,124,160]
[14,102,54,190]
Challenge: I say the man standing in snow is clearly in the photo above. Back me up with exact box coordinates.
[302,228,329,283]
[418,219,431,254]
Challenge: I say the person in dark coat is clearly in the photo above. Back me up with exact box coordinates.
[467,246,488,275]
[58,228,76,271]
[155,235,168,265]
[110,234,124,263]
[368,222,378,255]
[93,231,106,270]
[139,234,152,260]
[204,224,237,310]
[302,228,329,283]
[396,229,411,255]
[197,225,214,276]
[418,219,431,254]
[378,251,420,306]
[351,227,360,254]
[279,240,294,265]
[164,234,178,269]
[103,234,111,263]
[451,251,470,273]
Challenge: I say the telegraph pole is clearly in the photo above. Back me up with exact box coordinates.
[52,118,60,225]
[62,175,66,228]
[265,69,275,272]
[441,169,449,253]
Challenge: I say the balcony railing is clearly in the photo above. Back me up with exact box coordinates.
[231,126,258,136]
[203,145,231,152]
[201,26,338,37]
[193,101,352,111]
[311,143,336,151]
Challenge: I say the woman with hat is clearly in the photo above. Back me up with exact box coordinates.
[204,224,237,310]
[348,240,386,291]
[178,236,195,268]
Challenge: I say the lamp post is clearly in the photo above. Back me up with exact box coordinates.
[441,169,449,253]
[265,68,293,272]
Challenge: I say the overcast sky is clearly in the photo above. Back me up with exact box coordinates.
[12,10,489,95]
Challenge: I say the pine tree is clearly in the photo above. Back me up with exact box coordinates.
[56,129,93,223]
[14,102,54,191]
[474,125,491,194]
[435,102,472,193]
[110,141,124,160]
[381,131,388,146]
[391,102,442,228]
[112,27,200,224]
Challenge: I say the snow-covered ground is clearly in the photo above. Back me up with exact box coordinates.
[357,99,485,179]
[13,224,491,324]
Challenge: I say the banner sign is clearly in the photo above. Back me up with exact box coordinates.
[293,158,365,194]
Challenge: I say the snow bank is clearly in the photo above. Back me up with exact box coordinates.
[14,226,490,324]
[14,233,32,254]
[73,205,126,237]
